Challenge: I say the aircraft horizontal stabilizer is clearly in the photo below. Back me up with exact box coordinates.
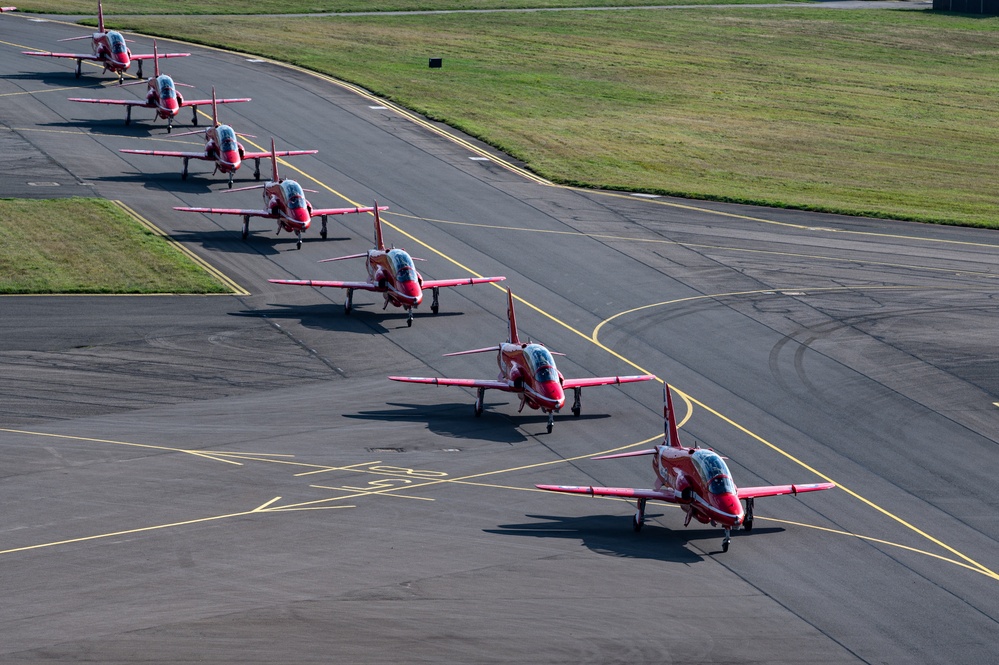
[535,484,680,502]
[591,448,658,461]
[442,346,500,357]
[318,253,369,263]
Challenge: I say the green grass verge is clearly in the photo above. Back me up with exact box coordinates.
[111,8,999,228]
[16,0,799,16]
[0,198,233,294]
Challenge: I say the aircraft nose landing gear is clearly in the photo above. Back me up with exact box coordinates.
[722,527,732,553]
[546,410,555,433]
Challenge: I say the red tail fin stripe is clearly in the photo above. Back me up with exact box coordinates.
[664,383,682,448]
[506,288,520,345]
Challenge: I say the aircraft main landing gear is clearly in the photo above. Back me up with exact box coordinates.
[571,387,582,417]
[743,497,754,532]
[75,58,82,79]
[181,157,189,180]
[722,527,732,553]
[344,288,353,315]
[253,158,261,180]
[474,387,485,417]
[320,215,328,240]
[633,497,647,532]
[191,106,199,126]
[431,286,440,314]
[137,60,143,78]
[241,215,250,241]
[124,105,132,125]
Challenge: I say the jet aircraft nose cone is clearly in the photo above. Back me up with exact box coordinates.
[293,208,311,225]
[401,281,423,305]
[713,493,744,526]
[221,150,241,169]
[540,381,565,410]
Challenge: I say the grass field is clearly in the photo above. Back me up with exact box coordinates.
[14,0,790,15]
[103,7,999,228]
[0,198,233,294]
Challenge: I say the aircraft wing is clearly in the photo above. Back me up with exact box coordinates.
[173,206,274,218]
[388,376,510,390]
[69,97,151,107]
[23,51,102,61]
[309,204,388,217]
[178,97,251,108]
[268,278,381,292]
[131,52,190,61]
[120,149,208,159]
[420,276,507,289]
[243,149,318,159]
[737,482,835,499]
[561,374,656,389]
[535,484,681,503]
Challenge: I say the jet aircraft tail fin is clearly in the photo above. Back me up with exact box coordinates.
[664,383,682,448]
[211,86,219,126]
[506,288,520,345]
[373,204,386,251]
[152,40,160,78]
[98,0,105,33]
[270,138,280,181]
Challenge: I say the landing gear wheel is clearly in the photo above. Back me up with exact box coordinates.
[321,215,328,240]
[722,527,732,553]
[430,287,440,315]
[571,388,581,417]
[76,59,82,79]
[474,388,485,417]
[296,232,302,250]
[406,308,414,327]
[344,289,353,315]
[192,107,199,126]
[743,497,755,532]
[546,411,554,433]
[253,158,261,180]
[227,172,234,189]
[634,498,646,532]
[722,540,730,553]
[241,216,250,241]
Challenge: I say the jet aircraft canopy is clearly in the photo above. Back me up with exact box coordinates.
[108,32,127,55]
[157,76,175,99]
[526,345,559,383]
[388,249,418,283]
[691,449,736,495]
[217,126,238,153]
[281,181,308,210]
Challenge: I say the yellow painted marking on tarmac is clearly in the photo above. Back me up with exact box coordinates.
[294,460,382,477]
[311,484,435,501]
[114,200,250,295]
[389,212,999,280]
[585,293,999,581]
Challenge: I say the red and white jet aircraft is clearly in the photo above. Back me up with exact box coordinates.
[390,288,655,430]
[174,138,384,249]
[69,41,249,132]
[269,208,506,326]
[120,87,318,188]
[537,383,836,551]
[23,1,188,84]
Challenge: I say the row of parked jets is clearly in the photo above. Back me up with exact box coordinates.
[14,2,835,552]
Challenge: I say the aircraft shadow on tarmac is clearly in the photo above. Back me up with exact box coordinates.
[163,230,351,256]
[37,119,182,138]
[488,514,784,560]
[346,401,610,441]
[3,71,109,87]
[236,303,463,334]
[346,402,529,444]
[89,172,215,194]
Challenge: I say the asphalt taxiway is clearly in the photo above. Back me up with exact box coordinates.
[1,11,997,664]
